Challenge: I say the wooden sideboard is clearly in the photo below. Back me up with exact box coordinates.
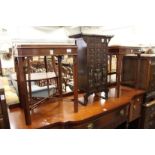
[0,81,10,129]
[13,44,78,125]
[8,86,145,129]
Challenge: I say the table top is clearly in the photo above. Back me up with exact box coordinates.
[13,44,78,57]
[15,44,77,49]
[11,72,57,81]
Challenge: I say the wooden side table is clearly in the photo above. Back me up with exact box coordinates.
[13,44,78,125]
[108,45,141,97]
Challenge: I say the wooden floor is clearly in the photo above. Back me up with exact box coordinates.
[8,86,144,129]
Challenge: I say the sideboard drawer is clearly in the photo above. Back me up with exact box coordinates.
[71,105,129,129]
[129,96,143,122]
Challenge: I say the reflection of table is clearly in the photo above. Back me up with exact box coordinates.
[13,44,78,125]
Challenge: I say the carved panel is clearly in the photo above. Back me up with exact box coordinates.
[69,34,113,104]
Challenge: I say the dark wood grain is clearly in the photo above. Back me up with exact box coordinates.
[70,34,113,105]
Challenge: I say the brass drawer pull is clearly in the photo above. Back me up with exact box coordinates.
[87,123,94,129]
[120,109,125,116]
[133,105,136,110]
[149,122,153,126]
[136,98,140,102]
[150,114,154,118]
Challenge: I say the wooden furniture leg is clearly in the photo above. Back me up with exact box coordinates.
[44,56,50,97]
[109,54,112,82]
[15,57,23,107]
[58,56,63,97]
[116,54,121,97]
[73,55,78,112]
[18,57,31,125]
[27,57,32,104]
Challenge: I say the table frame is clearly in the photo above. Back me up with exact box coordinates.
[13,45,78,125]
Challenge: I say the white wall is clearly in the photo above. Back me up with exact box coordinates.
[7,26,76,44]
[1,56,14,68]
[0,28,11,53]
[3,25,155,48]
[1,25,155,69]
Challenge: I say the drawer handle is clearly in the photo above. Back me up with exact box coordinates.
[150,114,155,118]
[133,105,136,110]
[136,98,140,102]
[149,122,153,126]
[120,109,125,116]
[87,123,94,129]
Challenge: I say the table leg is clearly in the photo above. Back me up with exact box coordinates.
[17,57,31,125]
[27,57,32,104]
[73,55,78,112]
[116,54,121,97]
[58,56,63,97]
[15,57,22,107]
[109,54,112,82]
[44,56,50,97]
